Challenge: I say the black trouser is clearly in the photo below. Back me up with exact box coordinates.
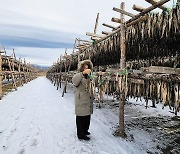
[76,115,91,138]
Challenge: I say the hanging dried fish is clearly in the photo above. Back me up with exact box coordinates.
[174,82,180,115]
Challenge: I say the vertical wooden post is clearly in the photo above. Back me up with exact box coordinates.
[62,61,68,97]
[23,62,25,85]
[62,57,72,97]
[0,53,2,99]
[120,2,126,69]
[61,49,68,96]
[119,2,126,138]
[57,70,60,90]
[72,38,77,53]
[54,67,57,86]
[27,65,29,82]
[78,54,80,63]
[60,62,62,88]
[7,55,17,90]
[19,61,23,86]
[94,13,100,34]
[24,58,27,84]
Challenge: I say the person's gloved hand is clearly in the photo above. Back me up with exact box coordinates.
[83,69,91,75]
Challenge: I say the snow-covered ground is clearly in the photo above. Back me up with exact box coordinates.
[0,77,147,154]
[127,97,180,117]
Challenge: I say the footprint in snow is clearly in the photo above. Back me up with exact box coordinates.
[18,148,25,154]
[31,139,38,147]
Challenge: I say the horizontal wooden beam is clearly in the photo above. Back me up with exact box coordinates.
[77,39,92,43]
[91,37,101,40]
[82,42,92,45]
[145,0,167,11]
[142,66,180,74]
[132,5,145,12]
[76,46,86,49]
[76,44,88,48]
[86,32,105,38]
[113,7,134,17]
[78,47,87,50]
[126,0,170,24]
[102,31,111,35]
[111,17,122,23]
[102,23,116,30]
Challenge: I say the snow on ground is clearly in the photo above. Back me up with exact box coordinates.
[127,97,180,117]
[0,77,146,154]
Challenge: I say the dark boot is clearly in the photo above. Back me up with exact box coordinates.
[85,131,90,135]
[78,136,90,141]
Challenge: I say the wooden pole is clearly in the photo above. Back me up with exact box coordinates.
[82,42,92,45]
[94,13,99,34]
[119,2,126,138]
[75,47,87,50]
[132,5,145,12]
[18,60,22,86]
[13,49,16,60]
[77,39,92,43]
[86,32,105,38]
[12,58,15,72]
[0,52,2,99]
[23,59,27,84]
[76,44,88,48]
[22,63,25,85]
[102,31,111,35]
[62,60,71,97]
[113,7,135,17]
[102,23,116,30]
[111,17,122,23]
[126,0,170,24]
[60,65,62,89]
[91,37,101,40]
[120,4,126,69]
[145,0,167,11]
[62,52,69,97]
[72,39,77,53]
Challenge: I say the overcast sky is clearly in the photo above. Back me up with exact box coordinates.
[0,0,173,66]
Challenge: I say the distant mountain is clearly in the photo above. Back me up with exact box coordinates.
[31,64,49,71]
[0,35,73,48]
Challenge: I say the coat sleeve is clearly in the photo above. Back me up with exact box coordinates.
[72,73,83,87]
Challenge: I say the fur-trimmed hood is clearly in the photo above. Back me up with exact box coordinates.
[78,60,93,72]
